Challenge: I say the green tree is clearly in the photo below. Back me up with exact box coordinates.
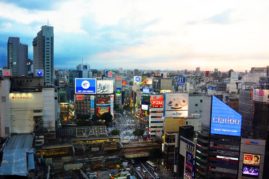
[133,129,144,137]
[110,129,120,136]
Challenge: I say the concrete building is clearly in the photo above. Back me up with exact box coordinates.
[149,95,164,137]
[7,37,28,76]
[33,25,54,86]
[77,64,91,78]
[238,138,266,179]
[0,79,11,137]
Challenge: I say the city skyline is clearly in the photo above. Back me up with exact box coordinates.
[0,0,269,71]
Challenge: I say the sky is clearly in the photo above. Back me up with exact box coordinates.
[0,0,269,71]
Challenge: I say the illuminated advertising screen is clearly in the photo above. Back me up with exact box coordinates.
[165,93,188,117]
[75,78,96,94]
[96,106,110,116]
[185,152,195,179]
[242,165,259,177]
[96,96,110,105]
[75,95,84,101]
[142,104,149,111]
[134,76,142,84]
[97,80,114,94]
[176,75,186,86]
[150,95,164,108]
[211,96,242,136]
[115,88,121,96]
[142,87,150,93]
[243,154,261,166]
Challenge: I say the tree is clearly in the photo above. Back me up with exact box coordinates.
[110,129,120,136]
[133,129,144,137]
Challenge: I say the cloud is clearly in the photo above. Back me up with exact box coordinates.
[0,0,269,70]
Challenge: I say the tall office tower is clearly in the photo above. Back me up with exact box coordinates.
[252,77,269,178]
[76,64,91,78]
[239,83,255,137]
[33,25,54,86]
[7,37,28,76]
[195,96,242,179]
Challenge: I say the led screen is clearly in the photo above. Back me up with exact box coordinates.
[211,96,242,136]
[142,104,149,110]
[97,80,114,94]
[243,154,261,166]
[150,95,164,108]
[185,151,195,179]
[242,165,259,177]
[75,78,96,94]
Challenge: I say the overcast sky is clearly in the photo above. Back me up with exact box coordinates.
[0,0,268,71]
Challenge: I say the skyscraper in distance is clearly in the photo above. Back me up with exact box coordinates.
[7,37,28,76]
[33,25,54,86]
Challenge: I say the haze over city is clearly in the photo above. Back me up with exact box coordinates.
[0,0,269,70]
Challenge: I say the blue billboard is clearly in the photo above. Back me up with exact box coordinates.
[75,78,96,94]
[176,75,186,86]
[211,96,242,136]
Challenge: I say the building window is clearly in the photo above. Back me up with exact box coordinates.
[1,96,6,102]
[195,104,198,107]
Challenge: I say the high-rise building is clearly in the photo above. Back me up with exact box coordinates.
[33,25,54,86]
[195,96,242,179]
[7,37,28,76]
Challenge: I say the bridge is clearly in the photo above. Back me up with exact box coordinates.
[122,141,161,159]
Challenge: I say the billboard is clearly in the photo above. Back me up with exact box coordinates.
[115,88,121,96]
[243,153,261,166]
[90,96,95,113]
[242,165,259,177]
[252,89,269,103]
[96,96,110,106]
[134,76,142,84]
[142,104,149,111]
[165,93,188,117]
[142,87,150,93]
[2,69,11,77]
[176,75,186,86]
[75,95,84,101]
[97,80,114,94]
[75,78,96,94]
[150,95,164,108]
[185,152,195,179]
[96,106,110,116]
[211,96,242,136]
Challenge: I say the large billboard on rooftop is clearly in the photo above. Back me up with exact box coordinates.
[210,96,242,136]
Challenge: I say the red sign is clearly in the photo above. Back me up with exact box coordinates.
[150,95,164,108]
[76,95,84,101]
[3,69,11,77]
